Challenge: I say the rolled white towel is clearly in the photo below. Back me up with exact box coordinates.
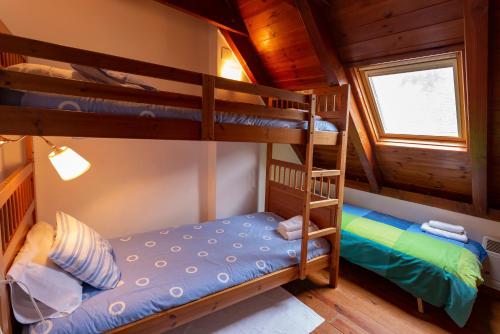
[277,223,318,240]
[278,215,313,232]
[428,220,465,235]
[421,223,468,243]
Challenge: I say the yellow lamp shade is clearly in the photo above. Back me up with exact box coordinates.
[48,146,90,181]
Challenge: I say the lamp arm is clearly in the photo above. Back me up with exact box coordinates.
[39,136,57,149]
[0,135,26,145]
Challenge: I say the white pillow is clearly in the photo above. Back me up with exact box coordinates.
[71,64,157,91]
[7,63,88,82]
[49,211,121,290]
[7,222,82,324]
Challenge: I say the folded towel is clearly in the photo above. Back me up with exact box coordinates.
[278,215,313,232]
[428,220,465,234]
[277,223,318,240]
[421,223,468,243]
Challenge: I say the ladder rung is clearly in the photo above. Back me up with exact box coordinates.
[308,227,336,239]
[309,198,338,209]
[311,169,340,178]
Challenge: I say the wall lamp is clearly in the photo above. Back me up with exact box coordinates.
[0,135,90,181]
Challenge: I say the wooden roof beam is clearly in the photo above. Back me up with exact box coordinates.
[220,30,275,87]
[156,1,274,88]
[464,0,489,215]
[294,0,382,193]
[155,0,248,36]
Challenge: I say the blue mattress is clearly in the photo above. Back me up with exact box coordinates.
[27,212,330,334]
[0,89,338,132]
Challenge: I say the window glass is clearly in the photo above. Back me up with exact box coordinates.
[368,66,459,137]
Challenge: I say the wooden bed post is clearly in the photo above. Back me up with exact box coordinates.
[201,75,215,141]
[299,94,316,280]
[329,85,350,288]
[265,143,273,212]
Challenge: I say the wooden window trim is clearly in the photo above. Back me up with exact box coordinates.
[356,52,467,150]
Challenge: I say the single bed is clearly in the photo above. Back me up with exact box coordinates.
[26,212,330,334]
[340,203,486,327]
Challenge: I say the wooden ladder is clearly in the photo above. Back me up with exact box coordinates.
[298,92,348,285]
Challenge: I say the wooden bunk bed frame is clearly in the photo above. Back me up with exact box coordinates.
[0,25,350,334]
[0,31,344,145]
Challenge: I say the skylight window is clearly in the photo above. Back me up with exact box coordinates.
[358,53,466,146]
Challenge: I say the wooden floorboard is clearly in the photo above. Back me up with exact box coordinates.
[284,260,500,334]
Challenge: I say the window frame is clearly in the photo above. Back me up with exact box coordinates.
[357,52,467,148]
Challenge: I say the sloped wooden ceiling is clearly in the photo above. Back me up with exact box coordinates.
[237,0,473,202]
[156,0,498,219]
[329,0,464,65]
[237,0,328,90]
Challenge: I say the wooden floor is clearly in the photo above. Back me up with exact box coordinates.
[284,260,500,334]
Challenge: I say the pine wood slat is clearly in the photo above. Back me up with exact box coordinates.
[0,105,201,140]
[310,198,339,209]
[0,33,307,103]
[311,170,340,177]
[0,70,308,122]
[308,227,336,239]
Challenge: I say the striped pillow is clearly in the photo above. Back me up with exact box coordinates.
[49,211,121,290]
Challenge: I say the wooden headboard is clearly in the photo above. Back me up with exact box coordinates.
[0,159,36,334]
[0,19,33,334]
[0,19,26,67]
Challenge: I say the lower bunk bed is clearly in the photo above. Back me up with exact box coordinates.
[0,161,341,334]
[340,203,486,328]
[25,212,330,334]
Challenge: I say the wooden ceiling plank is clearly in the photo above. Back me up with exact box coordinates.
[464,0,489,215]
[294,0,382,193]
[155,0,248,36]
[333,0,463,47]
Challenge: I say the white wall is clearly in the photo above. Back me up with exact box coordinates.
[345,188,500,242]
[1,0,261,238]
[0,140,26,182]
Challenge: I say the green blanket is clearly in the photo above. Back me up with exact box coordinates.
[340,206,483,327]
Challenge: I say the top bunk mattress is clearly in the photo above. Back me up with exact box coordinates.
[0,88,338,132]
[27,212,330,334]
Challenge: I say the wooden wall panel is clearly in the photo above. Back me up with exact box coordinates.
[329,0,465,64]
[488,1,500,209]
[375,146,472,201]
[237,0,327,90]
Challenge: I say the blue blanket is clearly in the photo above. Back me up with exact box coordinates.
[0,89,338,132]
[28,212,329,334]
[341,204,486,327]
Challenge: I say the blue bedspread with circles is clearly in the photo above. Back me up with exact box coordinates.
[28,212,330,334]
[1,89,338,132]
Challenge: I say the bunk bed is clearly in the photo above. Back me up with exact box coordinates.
[0,24,350,334]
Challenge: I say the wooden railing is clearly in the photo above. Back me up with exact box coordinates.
[0,32,324,143]
[0,163,35,252]
[268,159,337,201]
